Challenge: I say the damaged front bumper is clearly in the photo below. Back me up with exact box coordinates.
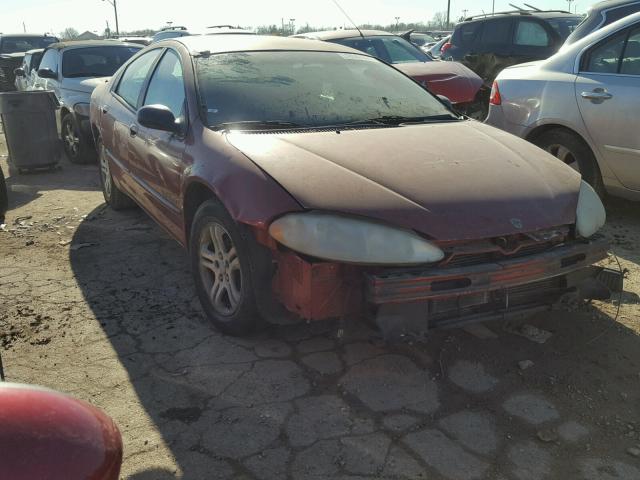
[271,237,621,333]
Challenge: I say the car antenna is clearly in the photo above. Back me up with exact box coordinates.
[523,3,542,11]
[331,0,365,39]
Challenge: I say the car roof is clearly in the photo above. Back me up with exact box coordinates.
[589,0,640,11]
[293,30,394,41]
[46,40,143,50]
[462,10,581,23]
[172,34,365,55]
[0,33,56,38]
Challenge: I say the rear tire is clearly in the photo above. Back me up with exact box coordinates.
[533,129,604,197]
[189,199,265,336]
[97,137,135,210]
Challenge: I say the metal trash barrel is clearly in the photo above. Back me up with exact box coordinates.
[0,91,60,171]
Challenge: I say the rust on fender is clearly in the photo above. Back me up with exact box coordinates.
[0,383,122,480]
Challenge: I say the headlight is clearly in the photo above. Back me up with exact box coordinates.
[269,212,444,265]
[576,180,606,238]
[73,102,90,116]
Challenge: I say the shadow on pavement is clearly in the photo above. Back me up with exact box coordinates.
[69,201,640,480]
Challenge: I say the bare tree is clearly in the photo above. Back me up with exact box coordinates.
[60,27,79,40]
[431,11,448,29]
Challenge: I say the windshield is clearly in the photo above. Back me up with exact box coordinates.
[332,35,432,63]
[0,36,57,54]
[196,51,451,129]
[62,46,141,78]
[410,33,436,46]
[545,17,582,40]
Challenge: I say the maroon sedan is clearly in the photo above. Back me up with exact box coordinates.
[90,35,612,337]
[293,30,484,115]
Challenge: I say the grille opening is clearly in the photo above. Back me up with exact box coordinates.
[431,277,472,292]
[561,253,586,268]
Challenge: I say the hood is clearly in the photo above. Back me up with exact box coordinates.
[62,77,108,94]
[394,61,483,104]
[227,121,581,241]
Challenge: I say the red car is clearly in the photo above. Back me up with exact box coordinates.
[90,35,612,337]
[293,30,484,116]
[0,383,122,480]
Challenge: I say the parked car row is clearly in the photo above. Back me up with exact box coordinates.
[487,11,640,201]
[293,30,485,116]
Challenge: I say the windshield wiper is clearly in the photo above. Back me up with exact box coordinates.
[211,120,303,131]
[365,114,462,125]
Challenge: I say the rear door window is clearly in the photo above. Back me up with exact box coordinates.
[479,18,512,46]
[115,49,162,108]
[621,28,640,75]
[456,22,482,46]
[583,31,627,73]
[514,20,551,47]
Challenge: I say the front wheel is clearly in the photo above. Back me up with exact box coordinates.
[62,114,95,164]
[190,200,264,336]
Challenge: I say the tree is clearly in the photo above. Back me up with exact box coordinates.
[431,11,448,30]
[60,27,79,40]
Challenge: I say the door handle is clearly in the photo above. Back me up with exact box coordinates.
[129,125,138,137]
[581,89,613,101]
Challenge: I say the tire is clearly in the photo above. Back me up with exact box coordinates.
[189,199,266,336]
[62,113,96,164]
[97,137,135,210]
[0,166,7,223]
[533,128,604,197]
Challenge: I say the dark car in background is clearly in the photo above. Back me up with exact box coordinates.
[442,10,581,85]
[34,41,142,163]
[0,34,58,91]
[565,0,640,45]
[294,30,483,116]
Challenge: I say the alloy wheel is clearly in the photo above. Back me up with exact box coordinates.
[198,222,243,316]
[99,143,112,199]
[64,121,80,157]
[545,143,580,173]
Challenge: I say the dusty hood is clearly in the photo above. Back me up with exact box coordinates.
[62,77,108,94]
[394,61,483,104]
[227,121,581,241]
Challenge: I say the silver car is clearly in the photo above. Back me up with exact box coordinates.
[486,12,640,200]
[33,40,141,163]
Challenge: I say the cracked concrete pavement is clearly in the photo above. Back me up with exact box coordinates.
[1,134,640,479]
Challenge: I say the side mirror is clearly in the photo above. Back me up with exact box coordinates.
[137,105,179,133]
[13,67,25,77]
[37,68,57,79]
[436,94,453,110]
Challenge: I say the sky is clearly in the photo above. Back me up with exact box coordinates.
[2,0,587,35]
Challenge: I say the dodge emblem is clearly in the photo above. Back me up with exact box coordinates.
[510,218,523,229]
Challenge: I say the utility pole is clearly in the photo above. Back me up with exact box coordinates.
[395,16,400,28]
[446,0,451,27]
[289,18,295,35]
[461,9,468,20]
[102,0,119,36]
[22,22,26,33]
[566,0,575,12]
[493,0,496,14]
